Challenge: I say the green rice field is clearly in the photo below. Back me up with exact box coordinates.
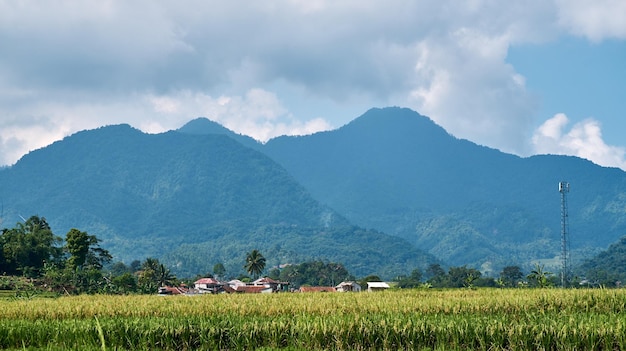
[1,288,626,350]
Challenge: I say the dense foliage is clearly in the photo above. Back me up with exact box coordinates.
[579,236,626,287]
[2,290,626,350]
[0,216,62,277]
[0,216,180,294]
[270,260,353,288]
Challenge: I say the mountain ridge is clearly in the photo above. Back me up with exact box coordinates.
[3,106,626,278]
[261,107,626,273]
[0,121,434,278]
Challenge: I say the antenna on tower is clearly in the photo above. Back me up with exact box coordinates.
[559,181,570,287]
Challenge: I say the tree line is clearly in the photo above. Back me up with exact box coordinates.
[1,215,567,295]
[0,215,178,294]
[233,251,559,290]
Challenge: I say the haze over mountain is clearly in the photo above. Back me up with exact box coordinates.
[0,123,434,278]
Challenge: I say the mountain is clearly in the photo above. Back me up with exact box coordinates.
[577,236,626,286]
[3,107,625,279]
[0,124,434,278]
[262,107,626,274]
[177,118,261,149]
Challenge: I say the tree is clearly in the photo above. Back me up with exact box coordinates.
[426,264,448,288]
[37,229,112,294]
[157,263,176,287]
[448,266,482,288]
[109,262,130,276]
[500,265,524,287]
[65,229,90,269]
[244,249,266,279]
[426,264,446,280]
[268,267,281,280]
[396,268,423,288]
[65,229,111,270]
[136,258,176,293]
[1,216,62,276]
[129,260,141,273]
[527,263,553,288]
[213,263,226,279]
[278,261,352,288]
[111,272,138,294]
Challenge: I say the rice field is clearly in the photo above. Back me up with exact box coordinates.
[1,288,626,350]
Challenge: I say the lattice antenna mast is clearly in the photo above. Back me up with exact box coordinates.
[559,181,570,287]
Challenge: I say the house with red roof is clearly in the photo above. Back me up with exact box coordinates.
[252,277,289,292]
[194,277,225,294]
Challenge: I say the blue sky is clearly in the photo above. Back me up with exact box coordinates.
[509,38,626,147]
[0,1,625,169]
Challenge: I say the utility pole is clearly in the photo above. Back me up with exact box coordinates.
[559,181,570,287]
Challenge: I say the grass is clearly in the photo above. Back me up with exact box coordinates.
[0,289,625,350]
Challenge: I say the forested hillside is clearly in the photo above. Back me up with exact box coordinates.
[0,123,434,278]
[578,236,626,286]
[3,107,626,279]
[262,107,626,274]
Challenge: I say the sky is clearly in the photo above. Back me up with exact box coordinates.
[0,0,625,169]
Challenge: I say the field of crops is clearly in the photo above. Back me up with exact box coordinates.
[1,288,626,350]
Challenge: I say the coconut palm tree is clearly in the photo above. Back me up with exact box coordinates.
[244,249,266,279]
[157,263,176,287]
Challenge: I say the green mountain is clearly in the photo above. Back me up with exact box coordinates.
[262,107,626,274]
[3,107,625,279]
[0,124,434,278]
[578,236,626,286]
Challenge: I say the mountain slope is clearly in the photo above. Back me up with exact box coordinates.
[0,124,434,278]
[262,107,626,273]
[578,236,626,286]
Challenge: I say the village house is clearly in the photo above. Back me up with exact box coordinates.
[366,281,390,292]
[158,285,190,295]
[159,276,291,295]
[251,277,289,292]
[194,277,225,294]
[335,281,362,292]
[227,279,247,290]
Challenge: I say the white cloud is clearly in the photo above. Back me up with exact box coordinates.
[144,88,332,142]
[0,87,332,165]
[407,30,537,154]
[0,0,624,166]
[532,113,626,169]
[556,0,626,41]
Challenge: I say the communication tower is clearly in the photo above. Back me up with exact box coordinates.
[559,181,570,287]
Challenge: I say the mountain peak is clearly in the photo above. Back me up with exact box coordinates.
[177,117,261,149]
[340,107,451,140]
[177,117,233,135]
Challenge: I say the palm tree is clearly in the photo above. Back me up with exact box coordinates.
[157,264,176,287]
[527,263,553,288]
[244,249,266,279]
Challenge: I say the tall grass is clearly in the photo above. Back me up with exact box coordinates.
[0,289,625,350]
